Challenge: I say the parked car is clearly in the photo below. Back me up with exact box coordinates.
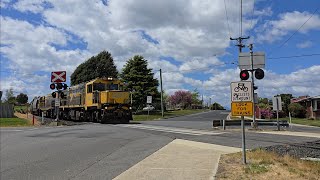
[143,105,155,111]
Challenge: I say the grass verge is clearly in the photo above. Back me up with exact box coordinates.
[290,118,320,127]
[133,109,208,121]
[0,118,31,127]
[269,117,320,127]
[216,149,320,180]
[14,105,28,111]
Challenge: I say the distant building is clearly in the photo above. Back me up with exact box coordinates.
[291,95,320,119]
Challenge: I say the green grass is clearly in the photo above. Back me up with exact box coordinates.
[0,118,31,127]
[271,117,320,127]
[133,109,208,121]
[14,105,28,113]
[291,118,320,127]
[244,163,269,174]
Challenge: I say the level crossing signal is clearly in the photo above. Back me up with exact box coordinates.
[254,68,264,80]
[239,69,265,81]
[240,70,250,80]
[51,91,66,98]
[50,83,68,90]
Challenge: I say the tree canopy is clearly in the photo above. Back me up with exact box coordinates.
[71,51,118,85]
[16,93,28,104]
[191,89,202,105]
[210,102,225,110]
[168,90,192,109]
[278,94,293,116]
[120,55,159,110]
[4,88,16,104]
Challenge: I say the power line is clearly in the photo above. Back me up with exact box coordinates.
[268,53,320,59]
[249,0,255,36]
[269,7,319,56]
[224,0,231,37]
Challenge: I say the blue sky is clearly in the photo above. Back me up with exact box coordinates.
[1,0,320,108]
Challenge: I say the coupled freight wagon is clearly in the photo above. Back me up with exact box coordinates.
[30,78,133,123]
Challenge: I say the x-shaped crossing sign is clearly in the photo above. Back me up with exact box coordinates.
[51,71,66,83]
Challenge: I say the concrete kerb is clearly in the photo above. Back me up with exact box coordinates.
[114,139,241,180]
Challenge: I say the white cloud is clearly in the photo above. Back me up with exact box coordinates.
[257,11,320,43]
[0,16,90,76]
[13,0,48,13]
[254,7,273,16]
[2,0,318,109]
[296,41,313,48]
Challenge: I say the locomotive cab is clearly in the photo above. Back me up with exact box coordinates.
[85,78,132,123]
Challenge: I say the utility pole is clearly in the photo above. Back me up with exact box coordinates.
[160,69,164,117]
[55,91,59,124]
[201,94,204,109]
[230,0,247,165]
[249,44,257,128]
[230,0,249,53]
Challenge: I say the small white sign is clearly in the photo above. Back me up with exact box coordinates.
[272,96,282,111]
[55,99,60,107]
[231,81,252,102]
[147,96,152,104]
[238,52,265,69]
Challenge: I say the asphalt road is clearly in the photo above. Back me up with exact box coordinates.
[1,110,319,180]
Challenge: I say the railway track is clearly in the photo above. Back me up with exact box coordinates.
[264,140,320,159]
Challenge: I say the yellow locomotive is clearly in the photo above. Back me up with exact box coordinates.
[31,77,132,123]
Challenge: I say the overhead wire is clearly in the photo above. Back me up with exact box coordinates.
[249,0,255,37]
[224,0,231,37]
[268,53,320,60]
[269,7,319,56]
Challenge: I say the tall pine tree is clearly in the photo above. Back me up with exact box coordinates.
[120,55,159,110]
[71,51,118,85]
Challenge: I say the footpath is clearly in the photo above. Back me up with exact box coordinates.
[114,139,241,180]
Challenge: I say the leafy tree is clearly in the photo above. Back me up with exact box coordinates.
[288,103,306,118]
[191,89,201,105]
[258,97,269,105]
[210,102,225,110]
[5,88,16,104]
[120,55,159,110]
[71,50,118,85]
[16,93,28,104]
[168,90,192,109]
[277,94,293,116]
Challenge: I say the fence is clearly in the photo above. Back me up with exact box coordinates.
[0,103,14,118]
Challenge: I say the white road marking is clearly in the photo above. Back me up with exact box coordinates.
[0,129,24,132]
[116,124,225,136]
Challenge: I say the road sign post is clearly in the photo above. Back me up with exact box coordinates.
[231,81,253,165]
[147,96,152,121]
[272,96,282,131]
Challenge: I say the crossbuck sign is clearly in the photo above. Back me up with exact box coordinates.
[231,81,252,102]
[51,71,66,83]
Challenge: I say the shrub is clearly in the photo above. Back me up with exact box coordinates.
[288,103,306,118]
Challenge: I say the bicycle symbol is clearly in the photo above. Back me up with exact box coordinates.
[234,83,248,92]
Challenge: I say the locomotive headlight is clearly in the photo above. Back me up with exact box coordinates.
[107,77,113,80]
[129,107,132,110]
[105,107,108,109]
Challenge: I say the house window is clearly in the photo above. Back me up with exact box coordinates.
[313,100,319,111]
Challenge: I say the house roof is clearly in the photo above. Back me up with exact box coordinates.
[291,95,320,103]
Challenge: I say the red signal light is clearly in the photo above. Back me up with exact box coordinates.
[50,83,56,90]
[240,70,249,80]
